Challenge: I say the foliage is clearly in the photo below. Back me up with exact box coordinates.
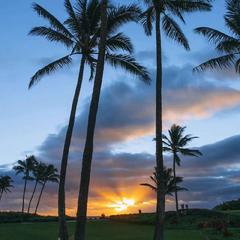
[140,167,188,195]
[30,0,150,87]
[214,199,240,211]
[109,209,240,229]
[194,0,240,72]
[0,176,13,196]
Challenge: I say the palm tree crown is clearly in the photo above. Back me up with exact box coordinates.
[13,156,37,180]
[30,0,150,87]
[194,0,240,72]
[42,164,59,184]
[141,0,212,49]
[141,167,188,196]
[163,124,202,166]
[0,176,14,200]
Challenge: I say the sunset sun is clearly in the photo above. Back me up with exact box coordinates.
[109,198,136,212]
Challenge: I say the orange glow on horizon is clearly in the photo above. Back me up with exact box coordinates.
[107,198,136,212]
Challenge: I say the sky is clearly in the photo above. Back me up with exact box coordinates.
[1,0,240,216]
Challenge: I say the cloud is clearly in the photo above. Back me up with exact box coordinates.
[2,134,240,214]
[2,62,240,215]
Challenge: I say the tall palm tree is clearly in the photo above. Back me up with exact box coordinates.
[30,1,149,238]
[194,0,240,73]
[140,1,212,239]
[34,164,59,215]
[13,156,37,214]
[0,176,14,202]
[163,124,202,216]
[141,167,188,196]
[74,1,150,240]
[27,161,45,214]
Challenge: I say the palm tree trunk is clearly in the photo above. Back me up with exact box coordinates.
[27,180,38,214]
[74,1,108,240]
[58,56,86,240]
[173,154,179,217]
[154,11,165,240]
[34,182,46,215]
[22,178,27,214]
[0,190,3,202]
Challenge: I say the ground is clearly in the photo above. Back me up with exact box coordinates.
[0,221,239,240]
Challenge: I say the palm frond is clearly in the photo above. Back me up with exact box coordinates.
[179,148,202,157]
[216,39,240,53]
[86,55,97,81]
[225,0,240,36]
[140,7,155,36]
[235,58,240,73]
[32,3,73,39]
[29,55,72,88]
[194,27,236,45]
[140,183,157,191]
[64,0,82,36]
[193,53,236,72]
[162,15,190,50]
[106,33,134,53]
[105,54,151,83]
[170,0,212,13]
[29,27,74,47]
[87,0,101,34]
[107,4,141,34]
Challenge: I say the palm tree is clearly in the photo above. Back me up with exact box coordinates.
[30,2,149,238]
[194,0,240,73]
[141,167,188,196]
[27,161,46,214]
[163,124,202,216]
[74,1,150,240]
[0,176,14,201]
[140,1,212,239]
[13,155,37,214]
[34,164,59,215]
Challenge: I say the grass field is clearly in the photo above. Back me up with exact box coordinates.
[0,221,239,240]
[222,210,240,216]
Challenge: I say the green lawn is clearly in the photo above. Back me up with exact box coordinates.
[222,210,240,216]
[0,221,204,240]
[1,221,239,240]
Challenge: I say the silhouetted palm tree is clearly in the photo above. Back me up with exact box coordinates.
[163,124,202,216]
[0,176,13,201]
[13,156,37,214]
[30,1,149,238]
[140,1,212,239]
[27,161,45,214]
[34,164,59,215]
[74,1,150,240]
[194,0,240,72]
[141,167,187,196]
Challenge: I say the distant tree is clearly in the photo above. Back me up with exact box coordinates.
[194,0,240,73]
[34,164,59,215]
[141,167,187,196]
[163,124,202,215]
[13,156,37,214]
[0,176,14,201]
[27,161,46,214]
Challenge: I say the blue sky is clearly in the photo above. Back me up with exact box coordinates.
[0,0,232,165]
[1,0,240,215]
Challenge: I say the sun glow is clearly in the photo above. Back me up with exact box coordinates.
[108,198,136,212]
